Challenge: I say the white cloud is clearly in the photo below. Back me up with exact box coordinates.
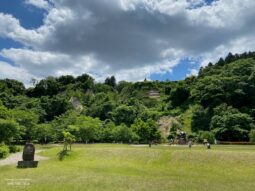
[0,61,35,86]
[186,68,198,77]
[0,0,255,84]
[0,48,100,78]
[187,0,255,28]
[0,48,180,82]
[24,0,50,10]
[0,13,43,46]
[200,35,255,67]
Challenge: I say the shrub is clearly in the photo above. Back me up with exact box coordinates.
[198,131,215,144]
[0,144,10,158]
[187,133,197,141]
[167,133,175,140]
[8,145,21,153]
[249,130,255,143]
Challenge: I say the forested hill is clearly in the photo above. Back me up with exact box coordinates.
[0,51,255,144]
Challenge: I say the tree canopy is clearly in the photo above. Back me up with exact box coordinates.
[0,51,255,143]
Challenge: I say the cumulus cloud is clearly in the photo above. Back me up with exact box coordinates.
[0,0,255,84]
[0,48,100,78]
[0,61,35,85]
[186,68,199,77]
[0,13,43,46]
[24,0,50,10]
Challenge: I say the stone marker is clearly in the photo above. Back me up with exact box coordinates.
[17,143,39,168]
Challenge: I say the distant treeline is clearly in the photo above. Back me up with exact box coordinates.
[0,51,255,148]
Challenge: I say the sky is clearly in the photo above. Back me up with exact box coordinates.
[0,0,255,86]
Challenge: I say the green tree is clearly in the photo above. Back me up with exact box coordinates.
[147,119,161,146]
[191,105,211,132]
[79,125,95,143]
[0,119,20,144]
[0,79,25,96]
[105,76,117,88]
[75,74,94,91]
[210,105,254,141]
[0,105,10,119]
[35,123,55,143]
[63,131,76,151]
[99,121,116,142]
[40,95,71,121]
[169,84,190,107]
[113,105,137,126]
[50,111,79,141]
[57,75,75,86]
[30,77,60,97]
[112,124,134,143]
[11,109,39,141]
[76,116,102,143]
[131,118,161,146]
[131,118,148,143]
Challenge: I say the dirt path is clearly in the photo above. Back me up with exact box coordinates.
[0,150,48,166]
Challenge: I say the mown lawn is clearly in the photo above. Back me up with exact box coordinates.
[0,144,255,191]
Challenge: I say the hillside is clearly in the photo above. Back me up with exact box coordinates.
[0,51,255,144]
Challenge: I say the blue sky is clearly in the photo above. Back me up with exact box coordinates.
[0,0,254,85]
[150,58,200,81]
[0,0,45,29]
[0,0,43,63]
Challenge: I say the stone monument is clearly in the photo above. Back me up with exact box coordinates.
[17,143,39,168]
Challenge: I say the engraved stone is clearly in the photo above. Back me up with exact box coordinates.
[17,143,39,168]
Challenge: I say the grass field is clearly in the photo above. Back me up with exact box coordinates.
[0,144,255,191]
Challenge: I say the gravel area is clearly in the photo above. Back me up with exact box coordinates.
[0,150,48,166]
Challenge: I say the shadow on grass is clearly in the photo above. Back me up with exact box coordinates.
[57,150,70,161]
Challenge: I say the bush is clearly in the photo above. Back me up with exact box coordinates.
[8,145,21,153]
[167,133,175,140]
[198,131,215,144]
[0,144,10,159]
[187,133,197,141]
[249,130,255,143]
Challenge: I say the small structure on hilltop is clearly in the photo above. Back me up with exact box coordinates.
[17,143,38,168]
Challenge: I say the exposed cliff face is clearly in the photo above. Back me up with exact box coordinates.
[148,90,160,99]
[70,97,83,113]
[157,116,181,141]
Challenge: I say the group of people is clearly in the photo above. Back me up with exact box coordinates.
[168,138,212,149]
[188,139,211,149]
